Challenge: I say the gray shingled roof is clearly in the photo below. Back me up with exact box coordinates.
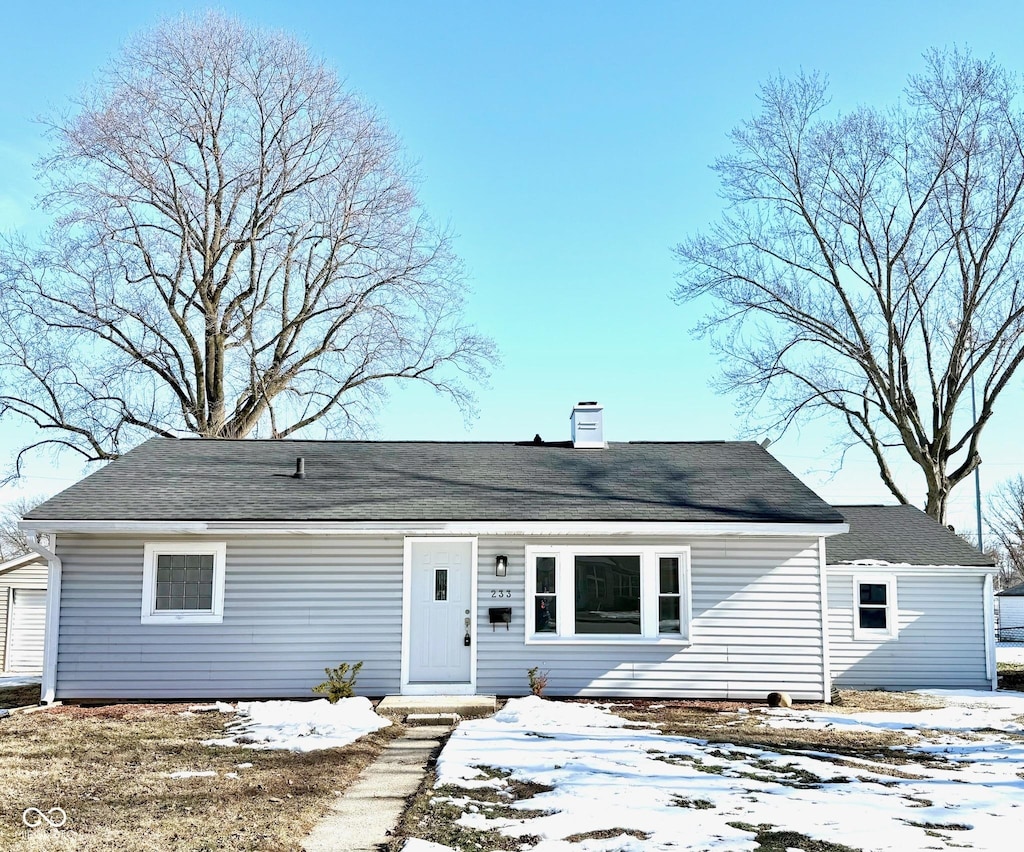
[828,504,994,567]
[998,581,1024,597]
[25,437,845,524]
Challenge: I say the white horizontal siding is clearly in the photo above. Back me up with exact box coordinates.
[998,596,1024,631]
[1,558,48,672]
[477,536,827,701]
[55,535,404,700]
[7,589,46,672]
[828,569,989,689]
[54,533,826,701]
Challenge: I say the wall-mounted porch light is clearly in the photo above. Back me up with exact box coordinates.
[495,555,508,577]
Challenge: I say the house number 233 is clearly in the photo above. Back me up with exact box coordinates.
[491,589,512,598]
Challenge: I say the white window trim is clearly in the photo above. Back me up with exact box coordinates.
[852,574,898,640]
[524,544,691,645]
[142,542,226,625]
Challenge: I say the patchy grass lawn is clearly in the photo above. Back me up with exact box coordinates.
[608,691,949,772]
[395,690,1024,852]
[0,702,401,851]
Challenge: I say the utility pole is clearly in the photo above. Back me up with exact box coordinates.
[971,369,983,550]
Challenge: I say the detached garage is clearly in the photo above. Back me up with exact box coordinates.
[0,552,48,674]
[996,582,1024,641]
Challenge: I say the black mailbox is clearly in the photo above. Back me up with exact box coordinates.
[488,607,512,630]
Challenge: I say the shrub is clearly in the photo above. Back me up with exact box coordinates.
[527,666,549,697]
[312,661,364,703]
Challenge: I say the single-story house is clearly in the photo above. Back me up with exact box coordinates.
[996,581,1024,641]
[0,551,48,674]
[826,505,997,691]
[19,404,995,703]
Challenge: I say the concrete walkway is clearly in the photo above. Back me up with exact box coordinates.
[301,725,449,852]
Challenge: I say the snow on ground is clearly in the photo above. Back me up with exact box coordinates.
[755,689,1024,736]
[432,693,1024,852]
[0,673,41,688]
[203,697,391,752]
[402,840,459,852]
[997,642,1024,664]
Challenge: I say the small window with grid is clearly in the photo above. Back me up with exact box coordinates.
[143,542,226,624]
[155,553,215,611]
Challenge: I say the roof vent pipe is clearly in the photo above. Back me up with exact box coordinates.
[294,457,306,479]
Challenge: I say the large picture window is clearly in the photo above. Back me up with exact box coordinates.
[525,546,690,642]
[142,542,226,624]
[575,555,641,635]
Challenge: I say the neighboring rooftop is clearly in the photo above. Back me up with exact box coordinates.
[998,581,1024,597]
[0,551,46,575]
[829,504,994,567]
[24,437,845,525]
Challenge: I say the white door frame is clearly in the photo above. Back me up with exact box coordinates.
[400,536,478,695]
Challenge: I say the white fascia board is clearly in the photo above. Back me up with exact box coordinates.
[21,519,850,537]
[827,563,997,575]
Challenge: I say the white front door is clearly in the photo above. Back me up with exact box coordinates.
[405,539,474,687]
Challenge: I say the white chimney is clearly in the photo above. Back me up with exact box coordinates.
[570,401,606,448]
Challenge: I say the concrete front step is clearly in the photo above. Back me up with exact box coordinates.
[405,712,461,727]
[376,694,497,720]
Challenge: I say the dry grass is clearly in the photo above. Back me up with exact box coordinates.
[0,702,401,851]
[0,683,41,710]
[831,689,947,712]
[392,691,948,851]
[388,754,551,852]
[728,822,861,852]
[606,691,946,770]
[999,662,1024,691]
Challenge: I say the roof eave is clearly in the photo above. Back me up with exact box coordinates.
[20,519,850,538]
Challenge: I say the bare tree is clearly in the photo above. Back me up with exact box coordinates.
[988,475,1024,589]
[0,12,494,474]
[674,50,1024,522]
[0,497,46,561]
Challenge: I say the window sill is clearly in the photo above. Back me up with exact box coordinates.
[852,630,898,641]
[525,635,691,647]
[142,612,223,625]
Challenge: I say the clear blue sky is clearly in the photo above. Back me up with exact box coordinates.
[2,0,1023,535]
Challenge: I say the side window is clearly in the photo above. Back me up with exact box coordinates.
[853,576,897,639]
[658,556,682,635]
[142,542,226,624]
[534,555,557,633]
[154,553,215,611]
